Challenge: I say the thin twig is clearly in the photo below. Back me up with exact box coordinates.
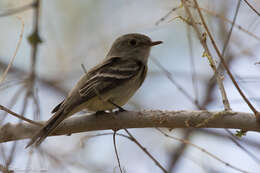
[243,0,260,16]
[181,1,231,111]
[184,2,256,164]
[201,33,231,111]
[192,0,259,117]
[28,0,41,84]
[0,17,24,84]
[155,4,183,25]
[152,58,202,109]
[32,88,41,121]
[81,64,88,74]
[222,0,241,56]
[0,60,67,96]
[82,131,254,173]
[156,129,253,173]
[113,131,123,173]
[215,2,260,162]
[201,41,259,108]
[186,25,199,107]
[168,129,192,172]
[94,96,166,173]
[225,129,260,164]
[25,0,42,123]
[0,79,25,91]
[81,132,166,172]
[0,87,24,125]
[0,104,41,126]
[6,92,30,169]
[0,1,36,17]
[189,6,260,41]
[123,129,168,173]
[199,129,260,150]
[162,4,260,41]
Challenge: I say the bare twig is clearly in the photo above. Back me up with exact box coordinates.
[113,131,123,173]
[201,41,260,108]
[198,129,260,150]
[0,87,24,124]
[81,64,88,74]
[187,26,199,107]
[28,0,41,86]
[0,104,42,126]
[0,1,36,17]
[123,129,168,173]
[152,58,202,109]
[168,129,192,172]
[225,129,260,164]
[181,1,231,111]
[156,129,253,173]
[216,1,260,163]
[155,4,183,25]
[83,131,255,173]
[192,0,258,116]
[22,0,42,125]
[0,60,67,95]
[6,91,30,169]
[94,88,167,172]
[243,0,260,16]
[0,17,24,84]
[221,0,241,56]
[185,0,259,117]
[81,129,167,173]
[201,33,231,111]
[190,7,260,41]
[32,88,41,121]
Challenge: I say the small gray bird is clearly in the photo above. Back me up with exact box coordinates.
[26,33,162,148]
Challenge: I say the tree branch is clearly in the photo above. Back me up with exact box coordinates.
[0,110,259,143]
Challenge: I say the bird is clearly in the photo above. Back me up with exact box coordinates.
[26,33,162,148]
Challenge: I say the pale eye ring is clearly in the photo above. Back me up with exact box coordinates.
[129,39,138,46]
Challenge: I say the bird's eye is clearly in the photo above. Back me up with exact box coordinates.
[129,39,138,46]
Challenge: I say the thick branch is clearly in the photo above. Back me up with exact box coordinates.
[0,110,259,143]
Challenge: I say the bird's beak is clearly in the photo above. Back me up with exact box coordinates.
[150,41,163,46]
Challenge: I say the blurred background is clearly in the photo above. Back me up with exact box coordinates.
[0,0,260,172]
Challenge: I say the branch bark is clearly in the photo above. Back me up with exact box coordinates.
[0,110,259,143]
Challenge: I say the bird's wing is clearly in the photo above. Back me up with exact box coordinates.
[78,57,143,100]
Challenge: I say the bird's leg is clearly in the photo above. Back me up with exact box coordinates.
[107,99,126,112]
[106,99,128,131]
[92,88,123,115]
[94,110,107,117]
[93,87,126,113]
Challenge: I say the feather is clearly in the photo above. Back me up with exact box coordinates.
[25,108,66,148]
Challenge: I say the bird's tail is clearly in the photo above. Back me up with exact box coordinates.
[25,108,67,148]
